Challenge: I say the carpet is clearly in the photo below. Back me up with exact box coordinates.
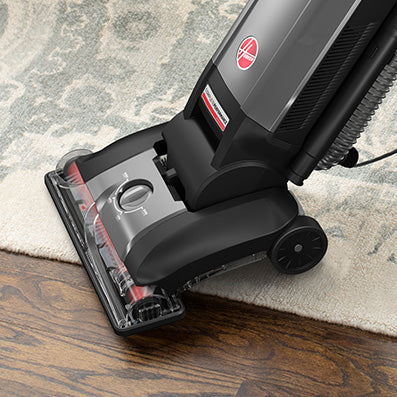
[0,0,396,336]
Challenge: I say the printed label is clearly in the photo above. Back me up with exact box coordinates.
[237,36,258,70]
[201,85,229,132]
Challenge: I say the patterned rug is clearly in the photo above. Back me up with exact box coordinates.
[0,0,396,336]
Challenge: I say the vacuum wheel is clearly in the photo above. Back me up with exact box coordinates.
[269,216,328,274]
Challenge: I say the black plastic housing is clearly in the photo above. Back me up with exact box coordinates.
[126,186,299,291]
[165,0,397,205]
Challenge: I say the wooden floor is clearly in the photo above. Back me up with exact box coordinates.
[0,250,396,396]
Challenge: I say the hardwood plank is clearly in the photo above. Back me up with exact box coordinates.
[0,250,89,289]
[236,379,334,397]
[0,378,73,397]
[1,251,397,396]
[0,321,240,396]
[236,380,289,397]
[235,375,397,397]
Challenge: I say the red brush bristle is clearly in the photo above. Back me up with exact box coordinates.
[67,161,152,304]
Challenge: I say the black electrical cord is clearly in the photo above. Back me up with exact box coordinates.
[354,148,397,167]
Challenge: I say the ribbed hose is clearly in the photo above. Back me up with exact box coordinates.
[316,51,397,171]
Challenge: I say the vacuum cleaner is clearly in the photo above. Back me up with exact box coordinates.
[45,0,397,335]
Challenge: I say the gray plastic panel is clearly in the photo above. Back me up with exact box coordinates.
[86,149,186,261]
[214,0,362,131]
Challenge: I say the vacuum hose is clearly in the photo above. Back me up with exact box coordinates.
[316,51,397,170]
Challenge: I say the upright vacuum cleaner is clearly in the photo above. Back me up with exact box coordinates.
[46,0,397,335]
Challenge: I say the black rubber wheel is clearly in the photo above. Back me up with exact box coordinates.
[269,216,328,274]
[132,296,163,322]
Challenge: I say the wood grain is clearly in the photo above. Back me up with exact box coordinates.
[0,250,396,396]
[0,321,240,396]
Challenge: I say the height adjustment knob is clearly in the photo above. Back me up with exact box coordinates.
[119,183,152,211]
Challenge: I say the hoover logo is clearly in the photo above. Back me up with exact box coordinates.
[237,36,258,70]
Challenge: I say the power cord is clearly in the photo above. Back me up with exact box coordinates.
[354,148,397,167]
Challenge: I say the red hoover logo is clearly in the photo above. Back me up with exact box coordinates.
[237,36,258,70]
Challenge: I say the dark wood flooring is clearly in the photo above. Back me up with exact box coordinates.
[0,250,396,396]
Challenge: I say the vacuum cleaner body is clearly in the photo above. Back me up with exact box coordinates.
[45,0,397,335]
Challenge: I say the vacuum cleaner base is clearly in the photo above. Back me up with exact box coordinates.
[45,123,327,335]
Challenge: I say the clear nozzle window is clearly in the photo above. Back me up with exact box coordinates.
[50,151,183,331]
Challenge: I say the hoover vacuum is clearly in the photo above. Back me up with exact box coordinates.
[45,0,397,335]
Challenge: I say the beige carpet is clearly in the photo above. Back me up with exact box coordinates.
[0,0,396,336]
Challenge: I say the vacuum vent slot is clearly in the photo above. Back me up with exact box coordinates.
[277,23,378,135]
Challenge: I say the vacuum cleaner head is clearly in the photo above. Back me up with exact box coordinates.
[46,149,186,334]
[46,0,397,335]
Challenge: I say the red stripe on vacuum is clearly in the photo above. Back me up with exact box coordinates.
[66,162,151,304]
[201,91,226,131]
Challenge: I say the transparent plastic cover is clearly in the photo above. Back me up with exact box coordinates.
[49,152,183,330]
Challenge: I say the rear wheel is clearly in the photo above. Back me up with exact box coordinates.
[269,216,328,274]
